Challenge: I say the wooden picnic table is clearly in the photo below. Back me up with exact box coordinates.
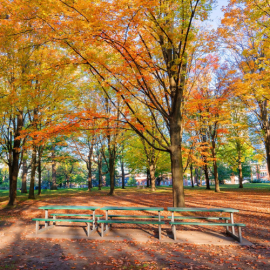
[167,207,245,242]
[98,206,165,240]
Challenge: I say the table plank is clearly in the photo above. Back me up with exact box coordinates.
[100,206,164,211]
[167,207,239,212]
[38,206,100,210]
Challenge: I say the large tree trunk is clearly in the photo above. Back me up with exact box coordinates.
[87,166,92,191]
[213,161,220,192]
[204,164,211,190]
[8,114,23,206]
[108,156,115,195]
[190,164,194,188]
[260,100,270,179]
[121,160,125,189]
[211,139,220,192]
[149,163,156,191]
[146,168,150,187]
[238,149,243,188]
[170,118,185,207]
[98,161,102,190]
[37,148,42,195]
[28,146,37,199]
[21,159,28,193]
[50,146,57,190]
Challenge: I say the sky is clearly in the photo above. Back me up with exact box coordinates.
[208,0,230,29]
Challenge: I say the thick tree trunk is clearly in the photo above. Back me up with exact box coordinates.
[98,162,102,190]
[8,114,23,206]
[21,159,28,193]
[28,146,37,199]
[190,164,194,188]
[121,160,125,189]
[204,164,211,190]
[170,117,185,207]
[149,163,156,191]
[8,151,20,206]
[195,167,201,187]
[50,146,57,190]
[146,168,150,187]
[38,150,42,195]
[213,161,220,192]
[108,156,115,195]
[238,156,243,188]
[260,100,270,179]
[87,167,92,191]
[263,125,270,179]
[66,175,70,188]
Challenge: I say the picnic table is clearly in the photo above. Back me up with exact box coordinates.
[168,207,245,242]
[33,205,101,236]
[97,206,165,240]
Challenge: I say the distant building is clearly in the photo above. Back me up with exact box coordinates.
[250,161,269,180]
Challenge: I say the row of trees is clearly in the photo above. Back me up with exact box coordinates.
[0,0,269,206]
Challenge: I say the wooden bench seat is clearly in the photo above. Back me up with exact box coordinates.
[33,218,94,236]
[97,219,165,239]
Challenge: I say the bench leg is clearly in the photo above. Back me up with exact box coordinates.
[53,215,56,225]
[238,227,242,243]
[36,221,40,234]
[173,225,177,241]
[87,223,90,237]
[101,223,104,237]
[226,219,229,233]
[230,213,235,234]
[158,225,161,240]
[45,210,48,228]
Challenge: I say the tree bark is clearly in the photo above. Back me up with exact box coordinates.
[50,145,57,190]
[146,168,150,187]
[21,159,28,193]
[204,164,211,190]
[121,160,125,189]
[260,100,270,179]
[98,161,102,190]
[238,149,243,188]
[190,164,194,188]
[149,163,156,191]
[37,148,42,195]
[108,156,115,195]
[28,146,37,199]
[8,113,23,206]
[170,116,185,206]
[213,160,220,192]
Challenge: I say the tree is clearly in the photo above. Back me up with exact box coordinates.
[8,0,215,206]
[219,0,270,179]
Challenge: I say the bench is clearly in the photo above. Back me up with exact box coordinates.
[50,213,103,220]
[108,215,165,219]
[33,218,94,236]
[100,206,164,240]
[97,219,165,239]
[168,216,230,220]
[37,205,100,233]
[170,221,245,242]
[168,207,245,243]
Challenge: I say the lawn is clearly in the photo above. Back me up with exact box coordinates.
[0,185,270,269]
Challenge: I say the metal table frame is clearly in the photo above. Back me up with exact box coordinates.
[168,207,242,242]
[100,206,164,234]
[38,205,100,233]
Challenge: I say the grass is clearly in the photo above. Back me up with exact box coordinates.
[0,183,269,205]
